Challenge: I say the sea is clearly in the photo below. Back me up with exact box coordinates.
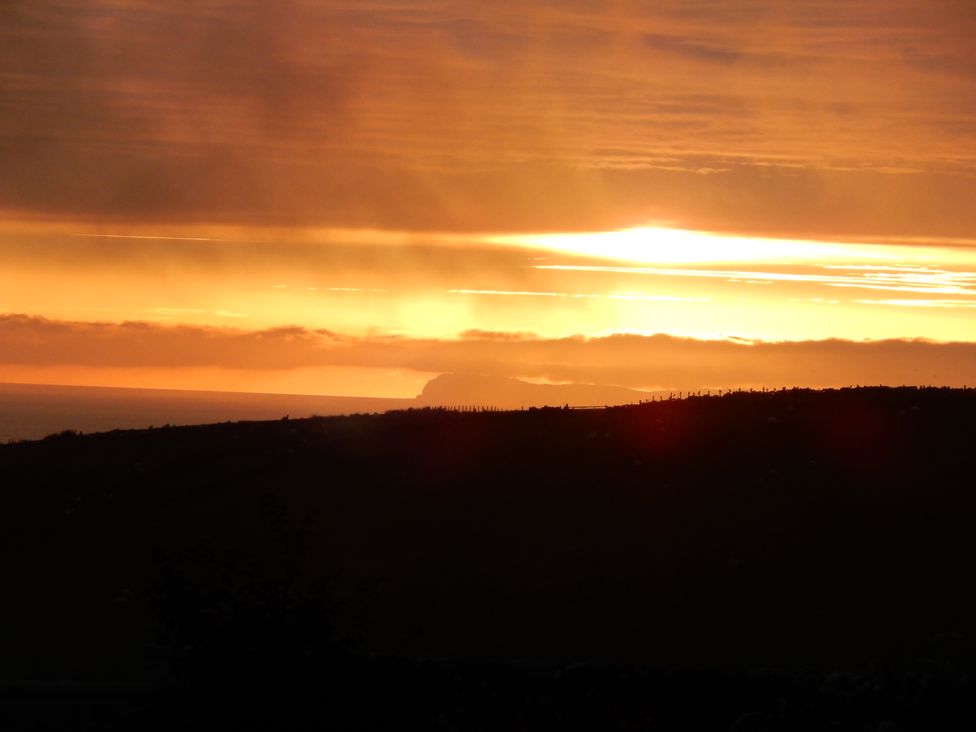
[0,382,413,443]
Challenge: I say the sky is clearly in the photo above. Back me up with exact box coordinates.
[2,0,976,396]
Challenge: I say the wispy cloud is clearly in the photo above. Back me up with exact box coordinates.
[273,285,392,294]
[855,299,976,309]
[447,289,705,302]
[75,234,218,242]
[152,307,249,318]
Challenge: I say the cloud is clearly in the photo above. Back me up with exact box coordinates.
[3,314,976,390]
[641,34,741,63]
[1,0,975,237]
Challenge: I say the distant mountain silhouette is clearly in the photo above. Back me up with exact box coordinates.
[417,372,649,408]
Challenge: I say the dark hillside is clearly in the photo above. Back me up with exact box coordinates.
[3,387,976,729]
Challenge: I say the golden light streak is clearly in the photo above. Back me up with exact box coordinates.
[446,289,705,302]
[492,226,976,267]
[75,234,218,242]
[855,299,976,309]
[534,264,976,297]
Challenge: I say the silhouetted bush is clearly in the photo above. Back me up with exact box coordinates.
[148,498,352,729]
[42,429,79,441]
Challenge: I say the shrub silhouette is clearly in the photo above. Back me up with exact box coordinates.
[150,497,351,728]
[153,549,342,686]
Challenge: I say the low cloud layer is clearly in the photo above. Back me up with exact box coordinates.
[3,314,976,391]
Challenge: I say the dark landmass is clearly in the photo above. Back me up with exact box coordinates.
[3,387,976,730]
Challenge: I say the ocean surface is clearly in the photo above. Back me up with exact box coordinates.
[0,383,413,443]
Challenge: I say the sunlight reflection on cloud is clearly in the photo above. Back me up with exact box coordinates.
[496,226,976,268]
[535,263,976,297]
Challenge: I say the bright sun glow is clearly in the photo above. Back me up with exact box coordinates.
[487,226,976,267]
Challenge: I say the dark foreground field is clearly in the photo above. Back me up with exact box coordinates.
[3,387,976,730]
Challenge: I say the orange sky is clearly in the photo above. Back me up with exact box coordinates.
[2,1,976,395]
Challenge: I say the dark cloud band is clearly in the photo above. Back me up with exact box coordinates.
[3,314,975,390]
[1,0,975,237]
